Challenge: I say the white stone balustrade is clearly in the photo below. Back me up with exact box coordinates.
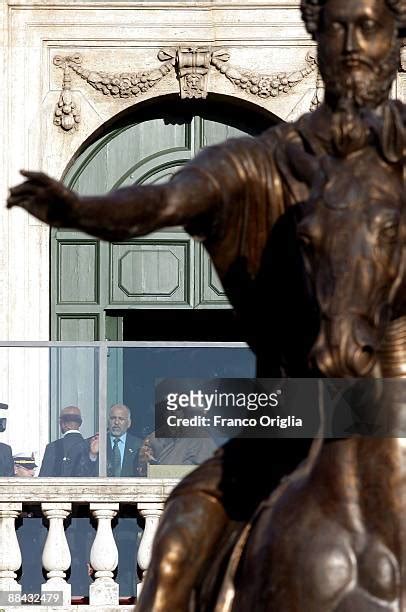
[137,502,165,597]
[41,503,72,605]
[0,503,22,593]
[89,503,119,605]
[0,478,177,610]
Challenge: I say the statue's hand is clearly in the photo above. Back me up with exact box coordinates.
[7,170,78,226]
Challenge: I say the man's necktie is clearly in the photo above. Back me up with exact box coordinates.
[112,437,121,477]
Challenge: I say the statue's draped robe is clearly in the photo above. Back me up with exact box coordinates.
[166,112,328,528]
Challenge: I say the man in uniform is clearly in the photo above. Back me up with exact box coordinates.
[13,452,37,477]
[7,0,406,608]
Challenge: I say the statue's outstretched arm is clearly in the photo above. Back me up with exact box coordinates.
[6,138,257,242]
[7,168,218,241]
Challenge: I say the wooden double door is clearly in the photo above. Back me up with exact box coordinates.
[51,97,273,341]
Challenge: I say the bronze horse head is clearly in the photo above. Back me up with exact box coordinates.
[291,145,406,377]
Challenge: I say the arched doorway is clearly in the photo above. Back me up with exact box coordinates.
[51,95,278,341]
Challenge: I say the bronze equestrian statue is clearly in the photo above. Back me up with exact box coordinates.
[6,0,406,609]
[202,146,406,611]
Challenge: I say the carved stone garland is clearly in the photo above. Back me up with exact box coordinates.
[53,55,81,132]
[53,47,318,132]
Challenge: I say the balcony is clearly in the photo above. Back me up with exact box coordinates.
[0,477,178,611]
[0,341,255,610]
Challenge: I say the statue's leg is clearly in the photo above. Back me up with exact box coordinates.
[136,491,228,612]
[136,438,312,611]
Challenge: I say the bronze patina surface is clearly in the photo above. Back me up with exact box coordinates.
[209,149,406,611]
[7,0,406,609]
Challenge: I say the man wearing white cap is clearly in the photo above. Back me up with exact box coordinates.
[13,453,37,477]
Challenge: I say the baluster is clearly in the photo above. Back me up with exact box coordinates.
[0,503,22,593]
[137,503,164,597]
[41,503,72,605]
[89,503,119,605]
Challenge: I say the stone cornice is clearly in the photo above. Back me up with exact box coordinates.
[0,478,179,502]
[8,1,304,8]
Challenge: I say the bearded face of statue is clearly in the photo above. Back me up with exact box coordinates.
[317,0,400,109]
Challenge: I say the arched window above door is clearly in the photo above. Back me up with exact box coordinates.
[51,95,278,340]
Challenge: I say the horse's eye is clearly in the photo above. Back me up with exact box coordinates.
[299,233,312,245]
[298,233,314,256]
[379,223,398,244]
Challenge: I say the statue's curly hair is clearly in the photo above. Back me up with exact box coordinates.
[301,0,406,36]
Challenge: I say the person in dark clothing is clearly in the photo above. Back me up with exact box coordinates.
[0,402,14,477]
[0,442,14,477]
[89,404,142,477]
[39,406,93,477]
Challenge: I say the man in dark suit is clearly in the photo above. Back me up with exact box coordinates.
[90,403,143,594]
[107,404,142,477]
[89,404,142,476]
[0,403,14,477]
[0,442,14,476]
[39,406,93,477]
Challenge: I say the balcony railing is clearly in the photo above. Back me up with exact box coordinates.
[0,477,178,610]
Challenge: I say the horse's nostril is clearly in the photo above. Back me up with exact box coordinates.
[362,345,375,357]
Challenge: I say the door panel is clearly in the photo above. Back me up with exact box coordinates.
[57,240,99,304]
[201,118,248,147]
[109,235,192,306]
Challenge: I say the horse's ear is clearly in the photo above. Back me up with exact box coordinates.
[286,142,319,187]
